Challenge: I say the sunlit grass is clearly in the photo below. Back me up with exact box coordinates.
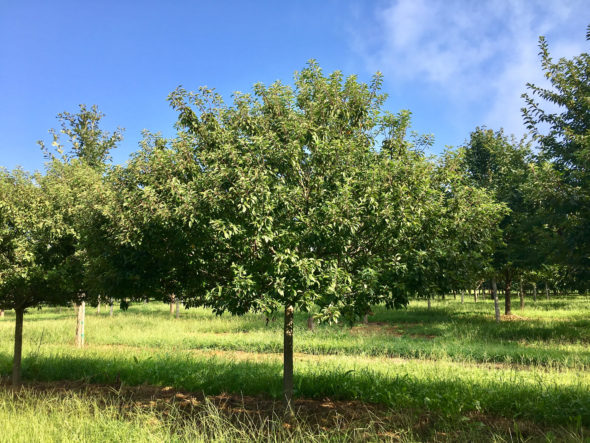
[1,296,589,369]
[0,294,589,439]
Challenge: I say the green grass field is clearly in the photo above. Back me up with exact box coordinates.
[1,295,589,441]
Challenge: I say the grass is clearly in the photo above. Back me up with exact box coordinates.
[2,296,589,369]
[1,382,586,442]
[0,295,589,441]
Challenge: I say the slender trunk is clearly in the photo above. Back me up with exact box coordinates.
[307,315,315,331]
[427,296,431,310]
[0,309,4,318]
[283,304,294,408]
[97,296,101,315]
[473,287,478,303]
[170,294,175,315]
[175,299,180,319]
[12,307,24,386]
[109,300,114,317]
[504,278,512,316]
[545,282,549,300]
[363,313,369,324]
[519,277,524,310]
[492,277,500,323]
[75,301,85,348]
[533,282,537,302]
[460,291,464,304]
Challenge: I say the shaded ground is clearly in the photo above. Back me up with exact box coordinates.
[1,380,582,442]
[86,342,558,372]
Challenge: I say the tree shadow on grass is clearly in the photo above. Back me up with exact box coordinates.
[369,305,590,345]
[0,350,588,427]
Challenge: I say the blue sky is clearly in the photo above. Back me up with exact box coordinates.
[1,0,588,171]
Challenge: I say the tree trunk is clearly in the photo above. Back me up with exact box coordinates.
[545,282,549,300]
[460,291,464,304]
[504,278,512,316]
[97,296,101,315]
[0,309,4,318]
[427,296,431,310]
[473,287,478,303]
[492,277,500,323]
[533,282,537,302]
[109,300,114,317]
[307,315,314,331]
[170,294,175,315]
[363,313,369,324]
[283,304,294,408]
[12,307,24,386]
[519,277,525,310]
[75,301,85,348]
[175,299,180,319]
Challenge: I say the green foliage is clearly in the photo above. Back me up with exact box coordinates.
[522,28,590,281]
[0,168,80,310]
[461,128,542,287]
[38,104,123,169]
[127,61,502,325]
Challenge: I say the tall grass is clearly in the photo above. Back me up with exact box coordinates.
[0,387,396,442]
[0,386,584,442]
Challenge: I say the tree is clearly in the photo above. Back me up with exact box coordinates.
[522,27,590,284]
[39,104,123,169]
[38,105,123,345]
[462,127,534,315]
[151,62,505,407]
[0,169,80,385]
[425,148,504,305]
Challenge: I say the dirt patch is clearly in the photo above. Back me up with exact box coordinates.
[408,333,437,340]
[350,323,404,336]
[501,314,531,322]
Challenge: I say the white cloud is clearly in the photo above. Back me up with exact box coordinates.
[354,0,588,138]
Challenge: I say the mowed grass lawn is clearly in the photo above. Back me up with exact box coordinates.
[0,295,589,441]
